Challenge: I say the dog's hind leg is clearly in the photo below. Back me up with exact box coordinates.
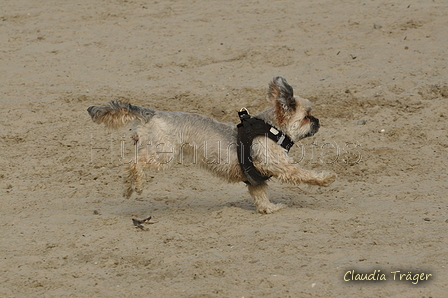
[123,164,134,199]
[123,163,145,199]
[123,135,147,199]
[123,152,173,199]
[247,182,285,214]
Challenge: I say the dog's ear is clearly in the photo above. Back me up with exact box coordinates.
[268,76,296,111]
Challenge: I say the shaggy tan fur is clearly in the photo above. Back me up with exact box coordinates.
[87,76,336,214]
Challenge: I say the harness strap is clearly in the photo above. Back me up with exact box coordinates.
[237,109,294,186]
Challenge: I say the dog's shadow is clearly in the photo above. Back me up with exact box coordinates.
[224,197,308,210]
[219,199,256,211]
[113,191,311,217]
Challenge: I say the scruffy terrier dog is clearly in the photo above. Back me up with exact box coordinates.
[87,76,336,214]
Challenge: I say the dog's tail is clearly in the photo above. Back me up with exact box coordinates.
[87,100,155,129]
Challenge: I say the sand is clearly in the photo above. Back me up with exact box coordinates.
[1,0,447,297]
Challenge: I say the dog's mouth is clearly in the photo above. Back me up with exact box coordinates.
[300,116,320,139]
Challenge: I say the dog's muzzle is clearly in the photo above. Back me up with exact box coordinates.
[303,116,320,138]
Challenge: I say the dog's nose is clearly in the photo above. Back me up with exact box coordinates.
[308,116,319,128]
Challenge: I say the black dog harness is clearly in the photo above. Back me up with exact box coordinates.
[237,109,294,186]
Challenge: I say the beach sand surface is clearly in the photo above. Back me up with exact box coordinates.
[1,0,447,296]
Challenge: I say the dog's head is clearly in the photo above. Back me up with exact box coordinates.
[268,76,320,142]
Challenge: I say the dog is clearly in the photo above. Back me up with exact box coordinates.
[87,76,336,214]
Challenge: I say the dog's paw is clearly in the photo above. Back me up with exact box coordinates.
[257,203,286,214]
[320,171,337,186]
[123,188,133,199]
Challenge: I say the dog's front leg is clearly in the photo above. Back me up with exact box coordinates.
[247,182,285,214]
[275,163,336,187]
